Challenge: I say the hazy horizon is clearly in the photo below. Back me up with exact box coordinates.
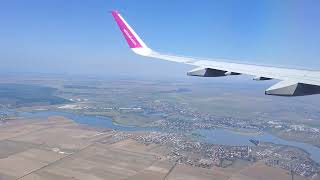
[1,0,320,78]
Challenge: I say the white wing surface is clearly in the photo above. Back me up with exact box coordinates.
[111,10,320,96]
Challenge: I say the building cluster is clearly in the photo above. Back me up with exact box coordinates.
[144,101,264,131]
[134,132,320,177]
[143,101,320,140]
[59,98,320,177]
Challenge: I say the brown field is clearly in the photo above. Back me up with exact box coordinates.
[0,116,312,180]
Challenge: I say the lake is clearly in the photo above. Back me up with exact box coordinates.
[18,110,320,163]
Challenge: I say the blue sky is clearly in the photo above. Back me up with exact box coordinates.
[0,0,320,78]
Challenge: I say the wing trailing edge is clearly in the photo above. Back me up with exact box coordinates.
[111,10,320,96]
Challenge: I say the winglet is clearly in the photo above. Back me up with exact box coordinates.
[111,10,152,56]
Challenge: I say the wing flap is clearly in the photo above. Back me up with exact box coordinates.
[111,10,320,96]
[266,81,320,96]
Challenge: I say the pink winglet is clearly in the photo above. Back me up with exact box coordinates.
[111,10,142,48]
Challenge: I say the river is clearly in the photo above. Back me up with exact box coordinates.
[18,110,320,163]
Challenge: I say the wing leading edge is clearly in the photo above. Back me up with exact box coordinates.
[111,10,320,96]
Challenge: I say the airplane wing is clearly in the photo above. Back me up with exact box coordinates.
[111,10,320,96]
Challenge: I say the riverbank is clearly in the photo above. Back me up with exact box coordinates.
[0,116,309,180]
[15,109,320,165]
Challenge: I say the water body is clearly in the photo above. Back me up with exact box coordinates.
[196,128,320,164]
[18,110,320,163]
[18,111,159,132]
